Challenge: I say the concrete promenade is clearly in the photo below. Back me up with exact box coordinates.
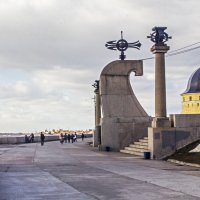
[1,139,200,200]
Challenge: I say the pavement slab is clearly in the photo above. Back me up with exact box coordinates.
[0,139,200,199]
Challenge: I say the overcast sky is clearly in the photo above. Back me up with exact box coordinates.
[0,0,200,133]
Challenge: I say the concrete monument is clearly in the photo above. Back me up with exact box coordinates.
[147,27,200,159]
[100,60,151,151]
[147,27,172,128]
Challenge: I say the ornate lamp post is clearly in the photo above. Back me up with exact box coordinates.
[105,31,141,60]
[147,27,172,120]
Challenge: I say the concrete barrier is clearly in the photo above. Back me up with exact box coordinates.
[0,134,93,144]
[0,135,59,144]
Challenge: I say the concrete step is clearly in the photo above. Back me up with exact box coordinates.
[125,147,147,153]
[120,136,149,157]
[134,141,148,146]
[129,144,149,150]
[120,149,144,156]
[139,139,148,143]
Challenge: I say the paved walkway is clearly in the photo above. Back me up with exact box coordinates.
[1,139,200,200]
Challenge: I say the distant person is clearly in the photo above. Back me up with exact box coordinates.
[60,133,64,144]
[64,133,67,143]
[81,133,85,141]
[74,132,77,142]
[40,132,45,146]
[25,135,29,143]
[71,134,74,143]
[67,134,71,143]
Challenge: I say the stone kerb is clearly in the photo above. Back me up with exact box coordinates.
[100,60,151,151]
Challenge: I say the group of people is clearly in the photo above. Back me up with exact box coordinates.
[59,132,85,144]
[24,132,85,146]
[25,133,34,143]
[25,132,45,146]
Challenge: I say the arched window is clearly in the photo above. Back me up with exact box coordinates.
[189,96,192,101]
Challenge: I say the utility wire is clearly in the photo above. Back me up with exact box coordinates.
[141,42,200,61]
[167,45,200,57]
[142,56,154,61]
[168,42,200,54]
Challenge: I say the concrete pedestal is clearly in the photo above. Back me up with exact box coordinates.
[152,117,171,128]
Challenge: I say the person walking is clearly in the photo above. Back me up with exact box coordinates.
[25,135,29,143]
[81,133,85,141]
[74,133,77,142]
[60,133,64,144]
[64,133,67,143]
[71,134,74,143]
[67,134,71,143]
[40,132,45,146]
[30,133,34,143]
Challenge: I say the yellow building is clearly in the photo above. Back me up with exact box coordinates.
[181,68,200,114]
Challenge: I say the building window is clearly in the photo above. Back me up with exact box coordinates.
[183,97,185,101]
[189,96,192,101]
[198,103,199,107]
[199,96,200,100]
[188,104,189,107]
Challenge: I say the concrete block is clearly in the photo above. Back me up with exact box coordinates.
[170,114,200,128]
[148,127,176,159]
[148,126,200,159]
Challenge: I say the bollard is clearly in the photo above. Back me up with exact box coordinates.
[105,146,110,152]
[144,152,151,159]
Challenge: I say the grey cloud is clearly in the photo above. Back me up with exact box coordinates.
[0,0,199,131]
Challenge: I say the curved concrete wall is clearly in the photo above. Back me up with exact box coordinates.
[100,60,151,151]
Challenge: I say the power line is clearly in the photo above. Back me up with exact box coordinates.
[141,42,200,61]
[167,45,200,57]
[142,56,154,61]
[168,42,200,54]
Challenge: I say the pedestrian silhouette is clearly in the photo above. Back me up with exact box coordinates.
[40,132,45,146]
